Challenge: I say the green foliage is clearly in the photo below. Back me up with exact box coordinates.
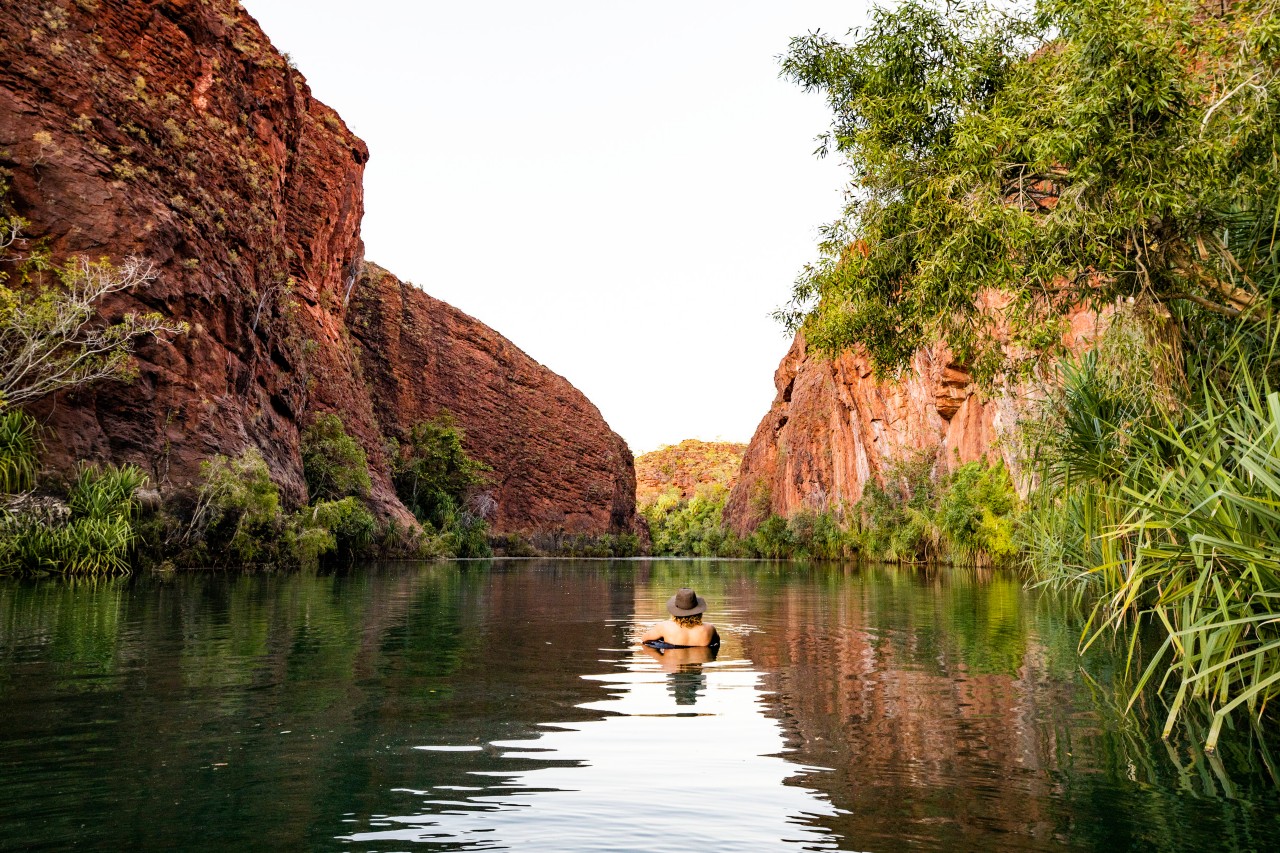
[780,0,1280,382]
[426,496,492,559]
[548,532,642,558]
[183,448,391,568]
[187,448,294,566]
[0,250,187,408]
[391,412,492,558]
[642,484,736,557]
[0,409,42,493]
[937,461,1017,565]
[0,463,147,574]
[301,413,371,502]
[855,453,943,563]
[1025,333,1280,752]
[297,497,376,563]
[782,508,860,560]
[640,455,1013,563]
[748,515,794,559]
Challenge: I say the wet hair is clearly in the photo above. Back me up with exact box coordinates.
[673,614,703,628]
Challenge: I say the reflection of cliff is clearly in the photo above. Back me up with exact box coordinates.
[736,571,1068,850]
[0,565,636,850]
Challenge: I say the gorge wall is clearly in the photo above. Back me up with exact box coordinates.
[723,315,1102,534]
[0,0,636,536]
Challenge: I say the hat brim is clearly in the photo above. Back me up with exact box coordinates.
[667,593,707,617]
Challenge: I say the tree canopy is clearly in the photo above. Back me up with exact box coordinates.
[779,0,1280,381]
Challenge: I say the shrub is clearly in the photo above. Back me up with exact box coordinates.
[301,413,371,502]
[642,484,732,557]
[297,497,376,563]
[391,412,490,525]
[391,412,492,558]
[0,463,147,574]
[749,515,793,559]
[856,453,941,564]
[183,448,325,567]
[0,246,186,408]
[937,461,1017,566]
[785,508,858,560]
[0,409,42,493]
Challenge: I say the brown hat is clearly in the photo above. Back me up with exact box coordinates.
[667,588,707,617]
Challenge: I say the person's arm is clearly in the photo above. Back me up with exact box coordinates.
[640,621,665,643]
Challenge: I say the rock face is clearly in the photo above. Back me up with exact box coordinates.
[634,440,746,505]
[723,317,1103,534]
[0,0,635,536]
[347,264,636,535]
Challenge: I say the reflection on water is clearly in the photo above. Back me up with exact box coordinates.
[348,625,837,851]
[639,644,717,705]
[0,561,1277,852]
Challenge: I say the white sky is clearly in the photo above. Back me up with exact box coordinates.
[240,1,869,454]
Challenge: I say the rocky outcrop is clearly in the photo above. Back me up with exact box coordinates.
[723,314,1103,534]
[0,0,635,536]
[634,440,746,504]
[347,264,636,535]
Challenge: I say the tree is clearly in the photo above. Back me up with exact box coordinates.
[778,0,1280,382]
[301,413,372,502]
[391,412,490,527]
[0,237,187,407]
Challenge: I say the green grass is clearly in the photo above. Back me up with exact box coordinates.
[0,463,147,574]
[1025,339,1280,752]
[0,409,42,494]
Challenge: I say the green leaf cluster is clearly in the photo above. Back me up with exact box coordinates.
[0,463,147,574]
[781,0,1280,382]
[301,413,372,502]
[642,484,735,557]
[390,412,492,557]
[0,408,42,493]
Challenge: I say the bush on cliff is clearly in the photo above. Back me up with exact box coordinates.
[937,462,1017,566]
[0,204,187,408]
[778,0,1280,381]
[172,447,392,568]
[642,484,736,557]
[391,412,493,558]
[302,413,372,502]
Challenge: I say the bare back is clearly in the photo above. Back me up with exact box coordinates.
[640,618,719,648]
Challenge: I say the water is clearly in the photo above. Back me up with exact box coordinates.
[0,560,1277,852]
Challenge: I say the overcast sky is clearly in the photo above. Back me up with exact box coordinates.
[240,1,870,454]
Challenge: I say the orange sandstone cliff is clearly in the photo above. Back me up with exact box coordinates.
[0,0,636,536]
[723,317,1102,534]
[634,439,746,505]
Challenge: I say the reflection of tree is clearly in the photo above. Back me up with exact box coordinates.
[0,578,126,691]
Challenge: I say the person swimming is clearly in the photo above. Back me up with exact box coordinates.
[639,587,720,649]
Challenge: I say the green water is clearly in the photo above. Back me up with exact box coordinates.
[0,560,1276,851]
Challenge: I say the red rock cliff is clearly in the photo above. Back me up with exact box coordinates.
[723,316,1102,534]
[0,0,635,536]
[347,264,636,535]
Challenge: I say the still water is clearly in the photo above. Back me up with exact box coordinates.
[0,560,1277,851]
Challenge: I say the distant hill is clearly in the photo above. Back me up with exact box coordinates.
[636,440,746,505]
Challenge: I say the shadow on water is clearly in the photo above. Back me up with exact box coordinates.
[0,560,1276,851]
